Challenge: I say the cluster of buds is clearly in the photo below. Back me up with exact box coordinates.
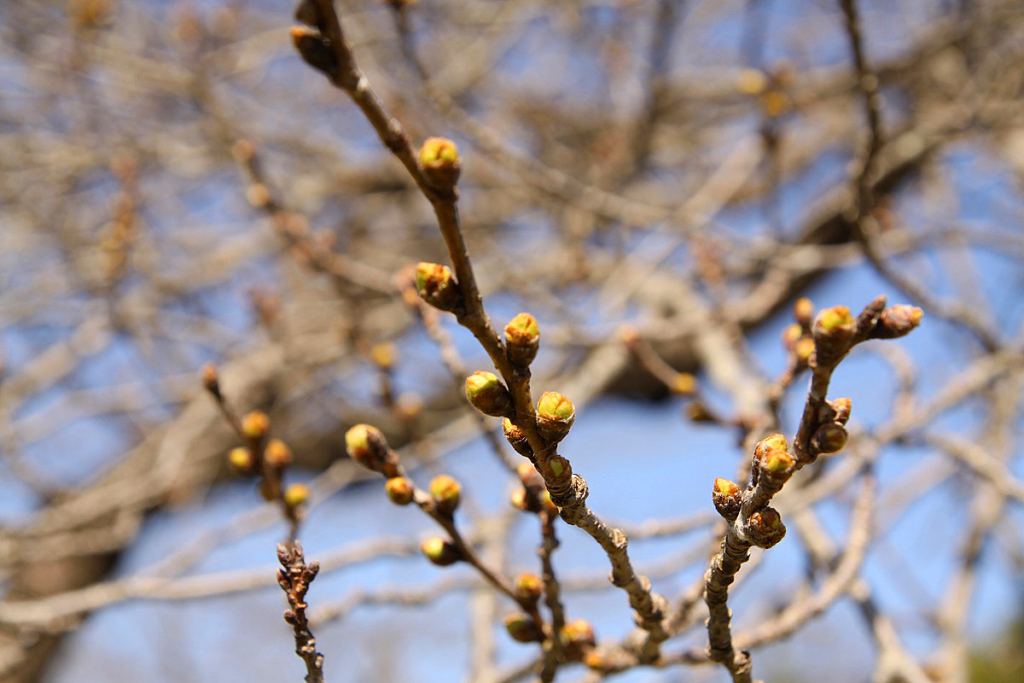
[510,462,558,515]
[421,536,462,567]
[276,541,320,634]
[344,424,400,477]
[782,298,817,368]
[814,297,923,370]
[419,137,461,190]
[415,262,463,313]
[465,371,514,418]
[536,391,575,443]
[504,313,540,367]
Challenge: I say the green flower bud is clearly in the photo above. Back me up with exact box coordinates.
[421,537,461,566]
[504,613,544,643]
[712,478,742,521]
[419,137,461,189]
[415,262,461,312]
[429,474,462,515]
[536,391,575,443]
[384,477,415,506]
[465,371,514,418]
[505,313,540,367]
[514,573,543,602]
[811,422,848,454]
[345,424,390,472]
[871,305,923,339]
[813,305,857,366]
[503,418,533,458]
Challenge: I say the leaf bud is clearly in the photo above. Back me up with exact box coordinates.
[465,371,514,418]
[811,422,848,454]
[829,397,852,425]
[421,537,461,566]
[760,448,795,476]
[264,439,293,469]
[429,474,462,515]
[813,305,857,365]
[384,477,415,506]
[415,262,462,312]
[290,26,338,78]
[504,613,544,643]
[419,137,461,189]
[561,618,596,659]
[241,410,270,440]
[536,391,575,442]
[754,434,788,460]
[746,507,786,548]
[503,418,533,458]
[504,312,540,367]
[712,478,742,521]
[540,455,572,486]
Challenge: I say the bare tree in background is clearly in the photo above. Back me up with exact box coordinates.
[1,1,1023,682]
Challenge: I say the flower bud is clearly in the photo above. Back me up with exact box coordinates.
[536,392,575,442]
[510,487,531,511]
[712,478,742,521]
[671,373,696,395]
[811,422,848,454]
[264,439,293,469]
[813,306,856,365]
[429,474,462,515]
[561,618,596,659]
[503,418,533,458]
[201,363,220,398]
[540,455,572,486]
[241,410,270,440]
[505,313,540,367]
[514,573,543,602]
[760,448,794,475]
[504,613,544,643]
[795,337,816,364]
[345,424,390,472]
[747,507,786,548]
[370,342,396,370]
[284,483,309,508]
[421,537,461,566]
[517,462,544,488]
[384,477,415,506]
[228,447,253,472]
[290,26,338,77]
[465,371,514,418]
[415,262,462,312]
[871,305,923,339]
[754,434,788,461]
[793,297,814,326]
[419,137,461,189]
[829,397,852,425]
[782,323,802,351]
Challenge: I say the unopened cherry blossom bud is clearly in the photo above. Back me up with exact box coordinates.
[829,397,852,425]
[284,483,308,508]
[671,373,697,395]
[415,262,462,312]
[465,371,514,418]
[241,410,270,440]
[541,455,572,486]
[504,613,543,643]
[813,305,857,365]
[812,422,848,454]
[536,392,575,442]
[385,477,415,506]
[429,474,462,515]
[514,573,543,602]
[793,297,814,326]
[345,424,390,472]
[503,418,533,458]
[712,478,742,521]
[505,313,540,367]
[264,439,293,469]
[201,363,220,398]
[421,537,461,566]
[419,137,461,189]
[754,434,789,461]
[228,447,253,472]
[747,507,786,548]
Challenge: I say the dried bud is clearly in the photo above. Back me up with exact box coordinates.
[421,537,461,566]
[829,397,852,425]
[465,371,514,418]
[228,447,253,472]
[747,507,786,548]
[284,483,309,508]
[712,478,742,521]
[671,373,697,395]
[429,474,462,515]
[536,392,575,443]
[793,297,814,326]
[811,422,848,454]
[514,573,543,601]
[541,455,572,486]
[201,363,220,397]
[290,26,338,77]
[283,609,299,626]
[505,313,540,367]
[415,262,462,312]
[503,418,533,458]
[345,424,390,472]
[384,477,415,506]
[241,410,270,440]
[871,305,923,339]
[264,439,293,469]
[504,613,544,643]
[419,137,461,189]
[813,306,856,365]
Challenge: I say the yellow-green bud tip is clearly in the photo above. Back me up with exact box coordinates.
[228,447,253,471]
[284,483,308,507]
[385,477,415,505]
[714,478,740,497]
[506,312,539,338]
[817,306,854,333]
[419,137,459,168]
[537,392,574,421]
